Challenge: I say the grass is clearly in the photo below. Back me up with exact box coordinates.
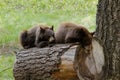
[0,0,98,79]
[0,54,15,80]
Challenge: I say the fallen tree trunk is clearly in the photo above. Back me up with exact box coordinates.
[13,44,79,80]
[13,38,105,80]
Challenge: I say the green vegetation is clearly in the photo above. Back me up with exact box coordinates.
[0,0,98,79]
[0,54,15,80]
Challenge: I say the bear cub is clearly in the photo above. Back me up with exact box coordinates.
[55,22,94,47]
[20,25,55,49]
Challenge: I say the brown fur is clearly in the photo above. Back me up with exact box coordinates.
[20,25,55,49]
[55,22,94,47]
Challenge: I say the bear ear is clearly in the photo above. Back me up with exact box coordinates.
[79,28,91,36]
[80,28,84,32]
[50,25,54,30]
[40,27,45,33]
[91,31,95,36]
[79,28,85,35]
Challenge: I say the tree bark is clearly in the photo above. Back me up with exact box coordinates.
[13,44,79,80]
[95,0,120,79]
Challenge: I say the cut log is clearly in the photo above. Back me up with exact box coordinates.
[13,44,79,80]
[13,38,105,80]
[74,38,105,80]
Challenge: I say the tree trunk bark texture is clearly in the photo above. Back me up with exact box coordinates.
[95,0,120,79]
[13,44,79,80]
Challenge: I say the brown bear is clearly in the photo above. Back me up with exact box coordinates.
[20,25,55,49]
[55,22,94,47]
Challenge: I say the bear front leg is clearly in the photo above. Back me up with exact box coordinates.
[24,46,31,49]
[65,36,77,43]
[35,41,49,48]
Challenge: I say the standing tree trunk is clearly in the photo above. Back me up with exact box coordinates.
[95,0,120,79]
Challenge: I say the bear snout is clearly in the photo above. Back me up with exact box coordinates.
[49,36,55,43]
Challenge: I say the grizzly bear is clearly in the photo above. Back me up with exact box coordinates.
[55,22,94,47]
[20,25,55,49]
